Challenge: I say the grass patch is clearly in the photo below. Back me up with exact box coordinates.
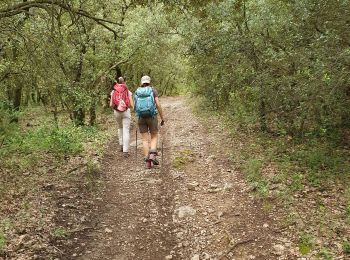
[190,95,350,259]
[298,233,313,255]
[317,248,333,260]
[0,219,11,252]
[172,149,195,169]
[342,240,350,254]
[0,124,109,175]
[0,105,113,259]
[51,227,67,238]
[0,230,6,252]
[243,158,269,196]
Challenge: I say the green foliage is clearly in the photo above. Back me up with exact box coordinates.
[243,159,269,196]
[298,233,313,255]
[342,240,350,254]
[0,230,6,252]
[317,248,333,260]
[290,173,305,191]
[51,227,67,238]
[2,126,83,157]
[0,219,11,252]
[188,0,350,137]
[172,149,195,169]
[84,158,102,191]
[120,4,190,95]
[0,123,106,173]
[279,140,350,187]
[345,205,350,219]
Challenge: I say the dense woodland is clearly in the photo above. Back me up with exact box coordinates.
[1,0,350,134]
[1,0,350,259]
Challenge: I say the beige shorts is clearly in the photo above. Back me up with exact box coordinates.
[138,116,158,134]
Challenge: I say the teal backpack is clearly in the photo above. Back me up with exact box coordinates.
[134,86,157,118]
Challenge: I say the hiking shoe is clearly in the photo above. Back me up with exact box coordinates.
[123,152,129,158]
[152,157,159,165]
[149,152,159,165]
[145,159,152,169]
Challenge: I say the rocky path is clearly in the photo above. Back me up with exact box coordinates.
[78,96,291,260]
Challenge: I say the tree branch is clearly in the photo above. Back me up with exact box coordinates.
[92,46,142,88]
[0,0,124,33]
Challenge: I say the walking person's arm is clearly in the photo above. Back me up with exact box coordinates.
[155,97,165,125]
[128,91,134,110]
[109,90,114,108]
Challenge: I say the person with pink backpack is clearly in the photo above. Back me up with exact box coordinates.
[110,76,134,157]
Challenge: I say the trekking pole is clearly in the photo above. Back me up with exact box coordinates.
[135,125,138,165]
[161,123,164,170]
[161,130,164,168]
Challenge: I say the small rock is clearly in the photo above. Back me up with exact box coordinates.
[273,244,285,255]
[176,206,196,218]
[209,183,220,189]
[187,181,199,191]
[207,155,216,160]
[208,188,222,193]
[223,182,233,191]
[191,254,200,260]
[104,228,113,233]
[201,252,210,259]
[217,211,224,218]
[263,223,269,228]
[165,255,173,260]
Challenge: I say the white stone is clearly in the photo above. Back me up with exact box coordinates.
[191,254,200,260]
[273,244,285,255]
[176,206,196,218]
[104,228,113,233]
[223,182,233,191]
[187,181,199,190]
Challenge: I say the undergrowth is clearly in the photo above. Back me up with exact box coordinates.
[190,95,350,258]
[0,106,112,258]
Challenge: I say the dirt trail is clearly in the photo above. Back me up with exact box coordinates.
[78,96,291,260]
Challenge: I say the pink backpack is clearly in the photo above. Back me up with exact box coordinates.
[112,84,130,111]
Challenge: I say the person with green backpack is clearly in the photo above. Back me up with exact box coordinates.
[134,75,165,169]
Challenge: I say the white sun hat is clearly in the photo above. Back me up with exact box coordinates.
[140,75,151,85]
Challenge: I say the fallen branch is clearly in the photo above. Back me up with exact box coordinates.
[67,163,86,174]
[219,238,255,260]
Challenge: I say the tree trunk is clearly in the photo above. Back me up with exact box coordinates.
[10,44,22,123]
[259,99,267,132]
[73,108,85,126]
[72,42,86,126]
[89,94,97,126]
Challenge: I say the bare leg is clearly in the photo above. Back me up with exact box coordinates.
[150,132,158,151]
[141,132,150,157]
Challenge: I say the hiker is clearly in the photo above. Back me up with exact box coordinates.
[134,75,165,168]
[110,76,134,157]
